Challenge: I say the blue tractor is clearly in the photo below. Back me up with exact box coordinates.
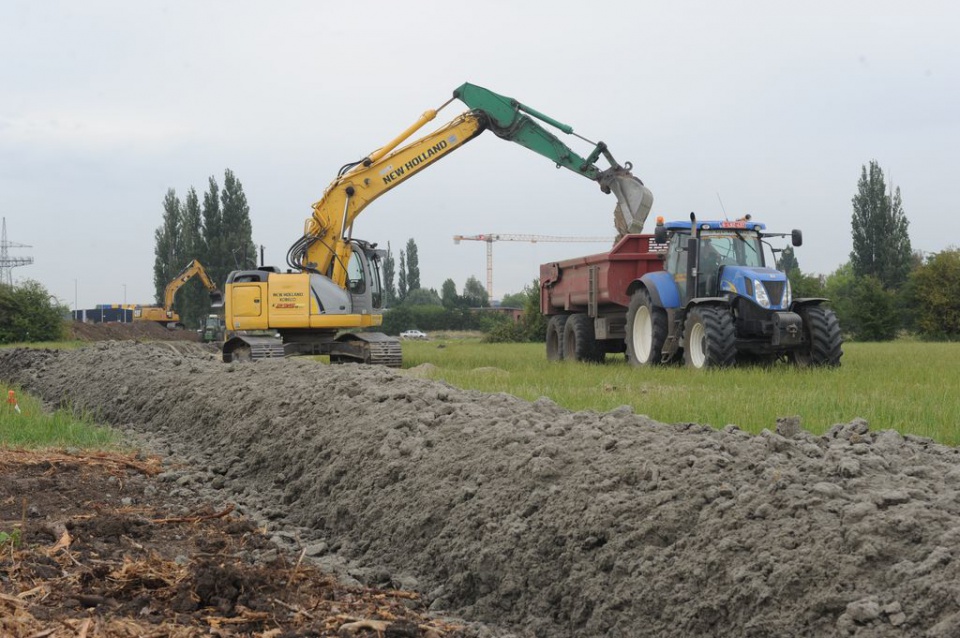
[626,214,842,368]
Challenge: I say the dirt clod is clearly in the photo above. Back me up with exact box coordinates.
[3,341,960,637]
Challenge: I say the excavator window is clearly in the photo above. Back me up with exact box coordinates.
[369,253,384,309]
[666,233,689,299]
[346,250,366,295]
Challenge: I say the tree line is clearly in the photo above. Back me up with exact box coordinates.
[386,160,960,344]
[377,237,545,340]
[785,160,958,341]
[7,161,954,346]
[153,169,257,330]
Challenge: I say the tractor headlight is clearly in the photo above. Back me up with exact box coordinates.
[754,279,771,308]
[782,279,792,307]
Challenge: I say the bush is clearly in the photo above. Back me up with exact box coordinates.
[849,276,899,341]
[482,279,546,343]
[380,305,487,334]
[483,318,528,343]
[0,281,66,343]
[823,265,899,341]
[911,248,960,340]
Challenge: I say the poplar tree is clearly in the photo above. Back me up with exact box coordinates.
[156,169,257,326]
[220,169,257,275]
[382,242,397,307]
[177,187,207,329]
[398,250,408,302]
[851,161,912,289]
[154,189,183,305]
[778,246,799,274]
[406,238,420,291]
[201,177,223,286]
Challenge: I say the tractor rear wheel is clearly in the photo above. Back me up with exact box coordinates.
[563,314,605,363]
[625,288,668,366]
[683,305,736,369]
[546,315,568,361]
[792,305,843,367]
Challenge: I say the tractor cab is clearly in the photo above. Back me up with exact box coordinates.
[654,216,799,309]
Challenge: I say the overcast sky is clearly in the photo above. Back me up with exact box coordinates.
[2,1,957,309]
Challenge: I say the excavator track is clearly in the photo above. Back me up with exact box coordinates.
[366,339,403,367]
[222,335,286,363]
[330,332,403,368]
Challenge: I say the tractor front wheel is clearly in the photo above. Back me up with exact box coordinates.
[792,305,843,367]
[625,288,668,366]
[683,306,736,369]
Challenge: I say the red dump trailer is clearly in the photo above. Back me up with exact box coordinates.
[539,234,665,362]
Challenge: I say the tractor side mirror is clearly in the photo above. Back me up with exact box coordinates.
[792,229,803,247]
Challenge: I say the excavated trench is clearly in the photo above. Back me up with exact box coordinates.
[2,341,960,637]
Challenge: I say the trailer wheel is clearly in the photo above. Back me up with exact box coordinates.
[625,289,668,366]
[791,305,843,367]
[546,315,568,361]
[563,314,605,363]
[683,305,736,369]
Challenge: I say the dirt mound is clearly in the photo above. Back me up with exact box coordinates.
[3,342,960,637]
[67,320,201,342]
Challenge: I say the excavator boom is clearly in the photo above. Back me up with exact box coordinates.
[291,83,652,288]
[163,259,224,314]
[224,82,651,366]
[453,83,652,236]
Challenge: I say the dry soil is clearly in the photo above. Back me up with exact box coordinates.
[2,338,960,637]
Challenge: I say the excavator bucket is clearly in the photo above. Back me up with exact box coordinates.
[209,289,224,309]
[607,173,654,235]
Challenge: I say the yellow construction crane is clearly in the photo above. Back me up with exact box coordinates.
[453,234,614,300]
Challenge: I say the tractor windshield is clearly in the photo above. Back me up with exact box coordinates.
[700,230,764,269]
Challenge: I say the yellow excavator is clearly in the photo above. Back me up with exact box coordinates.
[136,259,224,328]
[222,82,653,365]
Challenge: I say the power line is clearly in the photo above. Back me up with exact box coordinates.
[0,218,33,286]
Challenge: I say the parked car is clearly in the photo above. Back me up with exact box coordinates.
[400,329,428,340]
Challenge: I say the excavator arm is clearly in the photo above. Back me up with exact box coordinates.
[288,83,653,288]
[163,259,224,316]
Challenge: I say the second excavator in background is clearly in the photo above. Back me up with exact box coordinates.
[221,82,653,365]
[136,259,224,328]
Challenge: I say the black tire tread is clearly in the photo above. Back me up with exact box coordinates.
[563,314,604,363]
[625,289,669,366]
[684,305,736,368]
[795,306,843,367]
[546,315,568,362]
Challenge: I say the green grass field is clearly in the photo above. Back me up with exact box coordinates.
[2,338,956,448]
[402,339,960,445]
[0,384,119,449]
